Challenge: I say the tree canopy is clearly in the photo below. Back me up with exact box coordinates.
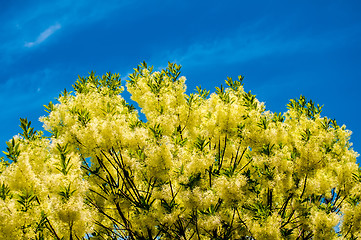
[0,62,360,239]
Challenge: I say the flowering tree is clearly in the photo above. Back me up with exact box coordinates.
[0,62,360,239]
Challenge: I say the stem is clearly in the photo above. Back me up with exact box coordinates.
[236,147,248,168]
[267,188,273,213]
[281,209,295,228]
[235,207,254,238]
[217,135,227,173]
[208,166,212,188]
[279,193,293,218]
[300,174,308,199]
[44,216,61,240]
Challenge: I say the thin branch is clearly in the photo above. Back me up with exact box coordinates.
[236,147,248,168]
[300,174,308,199]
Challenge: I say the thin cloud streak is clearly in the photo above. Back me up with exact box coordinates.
[174,36,310,67]
[169,19,361,68]
[0,0,130,65]
[25,23,61,47]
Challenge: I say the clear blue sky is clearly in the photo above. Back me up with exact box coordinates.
[1,0,360,162]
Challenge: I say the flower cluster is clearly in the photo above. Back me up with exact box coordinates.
[0,62,359,239]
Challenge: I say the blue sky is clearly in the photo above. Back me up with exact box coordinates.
[1,0,360,162]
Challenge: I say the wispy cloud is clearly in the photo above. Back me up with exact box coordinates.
[1,0,130,64]
[25,23,61,47]
[171,34,306,67]
[167,17,360,69]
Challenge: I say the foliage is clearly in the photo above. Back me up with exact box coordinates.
[0,62,359,239]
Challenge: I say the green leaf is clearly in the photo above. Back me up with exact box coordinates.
[225,75,243,92]
[34,211,48,235]
[44,101,54,113]
[287,95,323,120]
[147,71,167,95]
[17,189,37,212]
[242,91,258,110]
[165,62,182,82]
[198,198,223,215]
[243,201,271,220]
[180,172,201,189]
[260,143,275,157]
[19,118,37,140]
[121,99,136,113]
[194,136,209,152]
[3,137,20,162]
[0,183,11,200]
[129,119,144,130]
[216,84,233,104]
[55,143,72,175]
[195,86,210,99]
[257,116,269,130]
[161,198,178,214]
[272,112,284,123]
[301,128,312,143]
[186,93,195,107]
[59,184,76,202]
[149,124,163,141]
[57,88,72,100]
[73,71,122,96]
[76,109,91,127]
